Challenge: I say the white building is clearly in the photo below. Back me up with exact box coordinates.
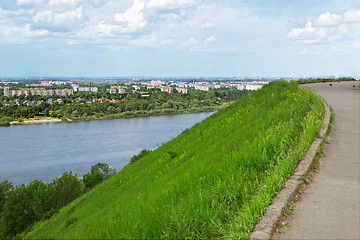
[150,80,165,87]
[245,85,263,91]
[4,87,10,97]
[194,84,214,91]
[176,87,188,94]
[78,87,98,93]
[133,85,141,91]
[109,89,117,94]
[160,86,172,93]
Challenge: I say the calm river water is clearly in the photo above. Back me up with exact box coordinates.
[0,112,213,186]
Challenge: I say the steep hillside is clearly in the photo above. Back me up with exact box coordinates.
[24,81,324,239]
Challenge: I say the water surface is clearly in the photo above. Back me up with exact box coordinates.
[0,112,213,186]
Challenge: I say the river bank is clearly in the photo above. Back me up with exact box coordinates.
[10,117,61,125]
[7,105,225,126]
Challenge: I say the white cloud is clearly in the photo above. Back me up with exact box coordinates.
[204,35,215,43]
[289,9,360,57]
[344,9,360,22]
[201,22,215,30]
[0,24,50,43]
[148,0,200,9]
[315,12,342,27]
[47,0,82,9]
[93,21,118,37]
[287,21,326,42]
[0,0,222,47]
[288,9,360,48]
[114,0,147,32]
[179,36,198,47]
[32,6,83,32]
[16,0,47,6]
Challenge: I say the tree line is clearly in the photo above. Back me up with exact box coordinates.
[0,88,250,125]
[0,163,116,238]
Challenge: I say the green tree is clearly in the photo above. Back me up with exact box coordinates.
[0,180,13,214]
[129,149,152,165]
[0,180,47,238]
[83,171,103,189]
[48,172,82,210]
[83,163,116,189]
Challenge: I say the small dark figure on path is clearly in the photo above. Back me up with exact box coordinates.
[330,83,332,86]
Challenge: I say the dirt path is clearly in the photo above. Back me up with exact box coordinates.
[274,81,360,239]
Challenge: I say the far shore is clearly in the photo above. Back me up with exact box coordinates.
[8,109,219,126]
[10,117,62,125]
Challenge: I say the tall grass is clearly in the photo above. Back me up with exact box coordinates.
[24,81,324,239]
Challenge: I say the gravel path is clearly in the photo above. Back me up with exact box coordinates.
[274,81,360,239]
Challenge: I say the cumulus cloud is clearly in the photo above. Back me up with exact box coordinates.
[0,0,272,55]
[148,0,200,9]
[201,22,215,30]
[344,9,360,22]
[288,9,360,42]
[0,0,205,44]
[179,36,198,47]
[204,35,216,43]
[32,6,83,32]
[288,9,360,56]
[16,0,47,7]
[113,0,147,33]
[315,12,342,27]
[287,21,326,42]
[0,24,50,43]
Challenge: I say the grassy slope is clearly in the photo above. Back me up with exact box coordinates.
[24,81,324,239]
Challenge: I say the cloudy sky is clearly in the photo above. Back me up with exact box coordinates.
[0,0,359,77]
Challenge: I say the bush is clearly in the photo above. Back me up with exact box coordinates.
[83,171,104,189]
[48,172,82,209]
[129,149,152,165]
[0,173,82,238]
[0,180,13,213]
[0,119,10,126]
[120,111,134,117]
[162,108,175,113]
[0,180,47,238]
[83,163,117,189]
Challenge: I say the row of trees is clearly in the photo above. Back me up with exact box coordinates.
[0,88,250,123]
[0,163,116,238]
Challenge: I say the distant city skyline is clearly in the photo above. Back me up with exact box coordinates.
[0,0,359,78]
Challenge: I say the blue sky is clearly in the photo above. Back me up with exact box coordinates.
[0,0,359,78]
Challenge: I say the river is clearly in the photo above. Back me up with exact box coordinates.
[0,112,214,186]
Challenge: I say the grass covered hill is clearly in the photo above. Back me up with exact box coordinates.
[24,81,324,239]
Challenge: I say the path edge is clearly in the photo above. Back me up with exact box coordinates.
[249,101,331,240]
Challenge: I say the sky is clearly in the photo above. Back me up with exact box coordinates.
[0,0,359,78]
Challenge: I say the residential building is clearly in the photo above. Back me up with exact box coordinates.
[176,87,188,94]
[4,87,10,97]
[10,88,73,96]
[78,87,98,93]
[160,86,172,93]
[194,84,214,91]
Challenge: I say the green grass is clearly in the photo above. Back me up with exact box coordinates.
[23,81,324,239]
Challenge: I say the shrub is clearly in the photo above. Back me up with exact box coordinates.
[83,163,116,189]
[129,149,152,165]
